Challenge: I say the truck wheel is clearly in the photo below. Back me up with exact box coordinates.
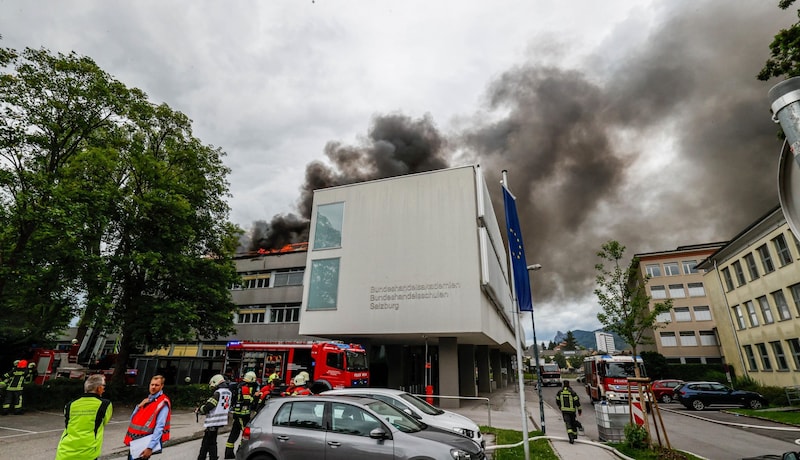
[310,380,332,395]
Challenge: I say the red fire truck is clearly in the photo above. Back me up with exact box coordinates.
[30,349,137,385]
[582,354,647,403]
[224,341,369,394]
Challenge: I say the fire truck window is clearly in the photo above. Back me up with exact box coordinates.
[327,352,344,370]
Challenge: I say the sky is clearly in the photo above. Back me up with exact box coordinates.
[0,0,793,345]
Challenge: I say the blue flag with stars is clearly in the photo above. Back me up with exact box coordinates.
[502,185,532,312]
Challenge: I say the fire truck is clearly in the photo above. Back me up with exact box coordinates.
[539,363,562,387]
[224,341,370,394]
[30,348,137,385]
[582,354,647,403]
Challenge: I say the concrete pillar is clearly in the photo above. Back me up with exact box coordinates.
[490,349,502,389]
[438,337,459,408]
[476,345,491,393]
[458,344,477,397]
[386,345,404,389]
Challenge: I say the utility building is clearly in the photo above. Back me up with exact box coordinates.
[299,165,520,406]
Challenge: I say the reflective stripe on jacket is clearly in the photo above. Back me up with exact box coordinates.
[557,388,579,413]
[123,394,171,445]
[203,387,232,428]
[55,394,112,460]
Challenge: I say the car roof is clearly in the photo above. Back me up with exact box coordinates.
[264,394,378,406]
[323,387,407,396]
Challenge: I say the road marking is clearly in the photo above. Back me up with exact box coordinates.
[0,420,127,439]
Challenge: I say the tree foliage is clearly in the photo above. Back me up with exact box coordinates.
[759,1,800,80]
[563,330,578,350]
[594,240,672,376]
[553,352,567,369]
[0,47,241,381]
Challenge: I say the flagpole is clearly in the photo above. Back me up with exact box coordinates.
[502,170,531,460]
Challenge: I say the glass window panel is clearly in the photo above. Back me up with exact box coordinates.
[646,264,662,277]
[757,244,775,274]
[668,284,686,298]
[745,301,759,327]
[682,260,698,274]
[674,307,691,321]
[660,332,677,347]
[791,284,800,316]
[308,258,340,310]
[744,253,759,280]
[679,332,697,346]
[757,296,774,324]
[788,339,800,370]
[756,343,772,370]
[650,285,667,299]
[772,234,793,266]
[656,312,672,323]
[687,282,705,296]
[733,305,746,329]
[313,202,344,250]
[771,341,790,370]
[721,267,734,291]
[772,290,792,321]
[743,345,758,371]
[699,330,717,346]
[732,261,746,286]
[693,306,712,321]
[664,262,680,276]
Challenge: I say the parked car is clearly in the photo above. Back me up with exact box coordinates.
[651,379,684,403]
[235,395,485,460]
[323,387,484,448]
[673,381,768,411]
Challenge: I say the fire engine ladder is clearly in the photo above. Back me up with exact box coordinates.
[627,377,671,450]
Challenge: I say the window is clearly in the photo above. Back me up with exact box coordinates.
[660,331,677,347]
[237,309,266,324]
[307,258,340,310]
[656,311,672,323]
[682,260,698,274]
[733,305,746,329]
[757,296,774,324]
[788,338,800,370]
[674,307,691,322]
[331,402,382,437]
[664,262,680,276]
[791,283,800,316]
[773,290,792,321]
[668,284,686,298]
[679,331,698,346]
[650,285,667,299]
[270,304,300,323]
[771,341,790,371]
[772,234,793,266]
[756,343,772,371]
[745,301,759,327]
[646,264,662,277]
[201,348,225,358]
[687,282,705,297]
[275,401,325,430]
[757,244,775,274]
[721,267,734,291]
[693,306,712,321]
[313,202,344,250]
[732,261,746,286]
[241,274,270,289]
[744,253,759,280]
[273,269,304,287]
[699,330,717,346]
[743,345,758,371]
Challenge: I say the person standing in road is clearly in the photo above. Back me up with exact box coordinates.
[55,374,112,460]
[196,374,232,460]
[124,375,172,460]
[556,380,582,444]
[224,371,258,459]
[1,359,31,415]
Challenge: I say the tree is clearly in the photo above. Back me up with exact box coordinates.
[594,240,672,377]
[758,1,800,81]
[567,354,584,370]
[553,352,567,369]
[563,330,578,350]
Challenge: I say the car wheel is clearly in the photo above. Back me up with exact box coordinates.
[691,399,705,411]
[660,394,673,404]
[745,399,763,409]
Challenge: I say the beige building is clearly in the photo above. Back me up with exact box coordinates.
[698,206,800,387]
[634,243,726,364]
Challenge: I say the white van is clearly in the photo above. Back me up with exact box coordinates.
[322,387,484,449]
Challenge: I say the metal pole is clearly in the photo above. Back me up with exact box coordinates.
[527,265,546,435]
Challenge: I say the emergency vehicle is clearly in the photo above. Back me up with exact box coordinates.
[30,349,137,385]
[539,363,562,386]
[224,341,369,394]
[582,354,647,403]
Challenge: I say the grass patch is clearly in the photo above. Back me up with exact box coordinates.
[481,426,558,460]
[608,443,705,459]
[727,408,800,425]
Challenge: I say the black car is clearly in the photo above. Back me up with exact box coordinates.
[673,381,768,411]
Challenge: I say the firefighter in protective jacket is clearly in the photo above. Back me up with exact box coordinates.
[556,380,582,443]
[2,360,31,415]
[196,374,232,460]
[224,371,259,459]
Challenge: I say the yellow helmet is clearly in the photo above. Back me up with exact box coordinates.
[243,371,257,383]
[293,372,309,386]
[28,362,36,369]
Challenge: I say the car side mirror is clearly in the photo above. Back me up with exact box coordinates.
[782,453,799,460]
[403,408,422,419]
[369,428,389,439]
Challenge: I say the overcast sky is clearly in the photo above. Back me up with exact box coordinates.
[1,1,792,345]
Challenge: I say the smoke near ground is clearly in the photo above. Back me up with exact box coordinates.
[242,2,788,333]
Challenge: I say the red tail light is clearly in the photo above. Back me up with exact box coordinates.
[243,426,251,441]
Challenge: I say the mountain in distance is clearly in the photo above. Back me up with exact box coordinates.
[552,329,628,351]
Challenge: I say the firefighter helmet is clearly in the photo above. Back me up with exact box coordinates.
[13,360,19,367]
[27,362,35,369]
[0,381,5,390]
[17,360,27,369]
[209,374,225,389]
[243,371,257,383]
[293,372,309,386]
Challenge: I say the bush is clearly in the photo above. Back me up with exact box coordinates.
[624,423,649,449]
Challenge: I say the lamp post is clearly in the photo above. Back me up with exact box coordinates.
[527,263,546,435]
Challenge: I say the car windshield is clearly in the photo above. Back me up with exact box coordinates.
[365,400,426,432]
[398,392,444,415]
[346,351,369,371]
[604,362,644,378]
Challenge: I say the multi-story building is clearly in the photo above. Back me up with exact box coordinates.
[595,331,617,354]
[634,243,727,364]
[698,206,800,387]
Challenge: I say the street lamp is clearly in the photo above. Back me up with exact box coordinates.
[526,263,546,435]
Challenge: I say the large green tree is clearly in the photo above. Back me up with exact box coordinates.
[594,240,672,377]
[759,1,800,80]
[563,330,578,351]
[0,47,241,381]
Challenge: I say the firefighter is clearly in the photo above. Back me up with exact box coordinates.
[555,380,582,444]
[196,374,232,460]
[224,371,258,459]
[281,372,311,396]
[2,359,31,415]
[25,362,37,384]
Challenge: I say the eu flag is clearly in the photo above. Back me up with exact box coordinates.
[502,185,532,312]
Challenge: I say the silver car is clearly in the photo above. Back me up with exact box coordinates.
[235,395,485,460]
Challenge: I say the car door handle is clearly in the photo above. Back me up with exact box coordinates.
[327,441,341,448]
[277,435,290,442]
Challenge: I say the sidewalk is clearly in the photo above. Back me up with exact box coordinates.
[450,384,626,460]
